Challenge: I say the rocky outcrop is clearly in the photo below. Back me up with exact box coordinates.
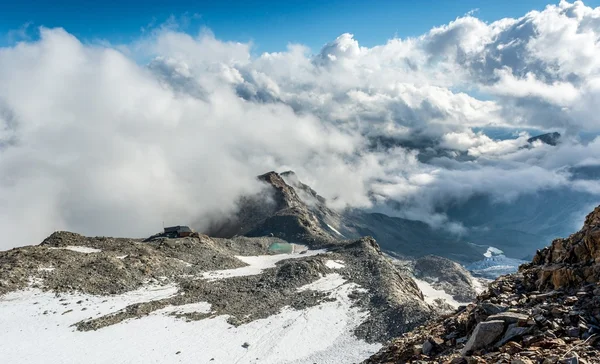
[365,205,600,364]
[523,205,600,291]
[0,231,249,296]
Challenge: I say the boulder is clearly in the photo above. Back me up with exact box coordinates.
[461,320,506,355]
[422,340,434,356]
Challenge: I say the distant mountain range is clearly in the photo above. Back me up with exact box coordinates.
[204,170,598,267]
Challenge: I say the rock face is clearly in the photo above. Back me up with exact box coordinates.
[332,237,435,341]
[365,205,600,364]
[523,205,600,290]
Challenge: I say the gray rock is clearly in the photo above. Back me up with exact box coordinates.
[531,291,561,301]
[566,327,580,337]
[461,320,506,355]
[422,340,434,356]
[534,314,548,324]
[481,302,508,315]
[412,344,422,355]
[496,323,533,347]
[487,312,529,324]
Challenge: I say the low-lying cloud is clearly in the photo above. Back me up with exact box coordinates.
[1,1,600,249]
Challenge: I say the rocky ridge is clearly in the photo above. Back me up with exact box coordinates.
[210,171,485,262]
[205,171,339,247]
[0,233,435,343]
[365,205,600,364]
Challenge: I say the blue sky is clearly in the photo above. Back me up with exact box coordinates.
[3,0,599,53]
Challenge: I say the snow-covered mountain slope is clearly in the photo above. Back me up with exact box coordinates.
[0,232,434,364]
[0,264,379,364]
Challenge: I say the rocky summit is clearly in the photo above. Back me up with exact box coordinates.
[365,205,600,364]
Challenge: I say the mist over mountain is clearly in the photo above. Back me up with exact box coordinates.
[1,1,600,252]
[203,171,596,266]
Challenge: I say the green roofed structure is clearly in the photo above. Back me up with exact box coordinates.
[268,242,294,254]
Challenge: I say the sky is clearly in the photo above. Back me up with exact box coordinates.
[3,0,600,52]
[1,1,600,250]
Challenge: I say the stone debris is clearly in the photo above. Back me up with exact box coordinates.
[365,205,600,364]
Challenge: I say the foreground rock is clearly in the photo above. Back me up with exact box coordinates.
[366,205,600,364]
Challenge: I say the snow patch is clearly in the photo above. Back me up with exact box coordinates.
[325,260,345,269]
[326,224,345,237]
[298,273,346,292]
[38,267,55,272]
[172,258,192,267]
[413,278,467,309]
[0,275,380,363]
[116,255,128,259]
[470,276,488,294]
[48,246,102,254]
[202,249,326,281]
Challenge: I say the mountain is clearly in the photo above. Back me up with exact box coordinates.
[2,170,595,363]
[205,171,484,262]
[203,171,340,247]
[208,171,598,269]
[0,229,435,363]
[527,132,561,146]
[366,205,600,363]
[442,189,598,260]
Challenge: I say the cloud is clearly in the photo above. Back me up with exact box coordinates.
[440,130,529,156]
[1,1,600,250]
